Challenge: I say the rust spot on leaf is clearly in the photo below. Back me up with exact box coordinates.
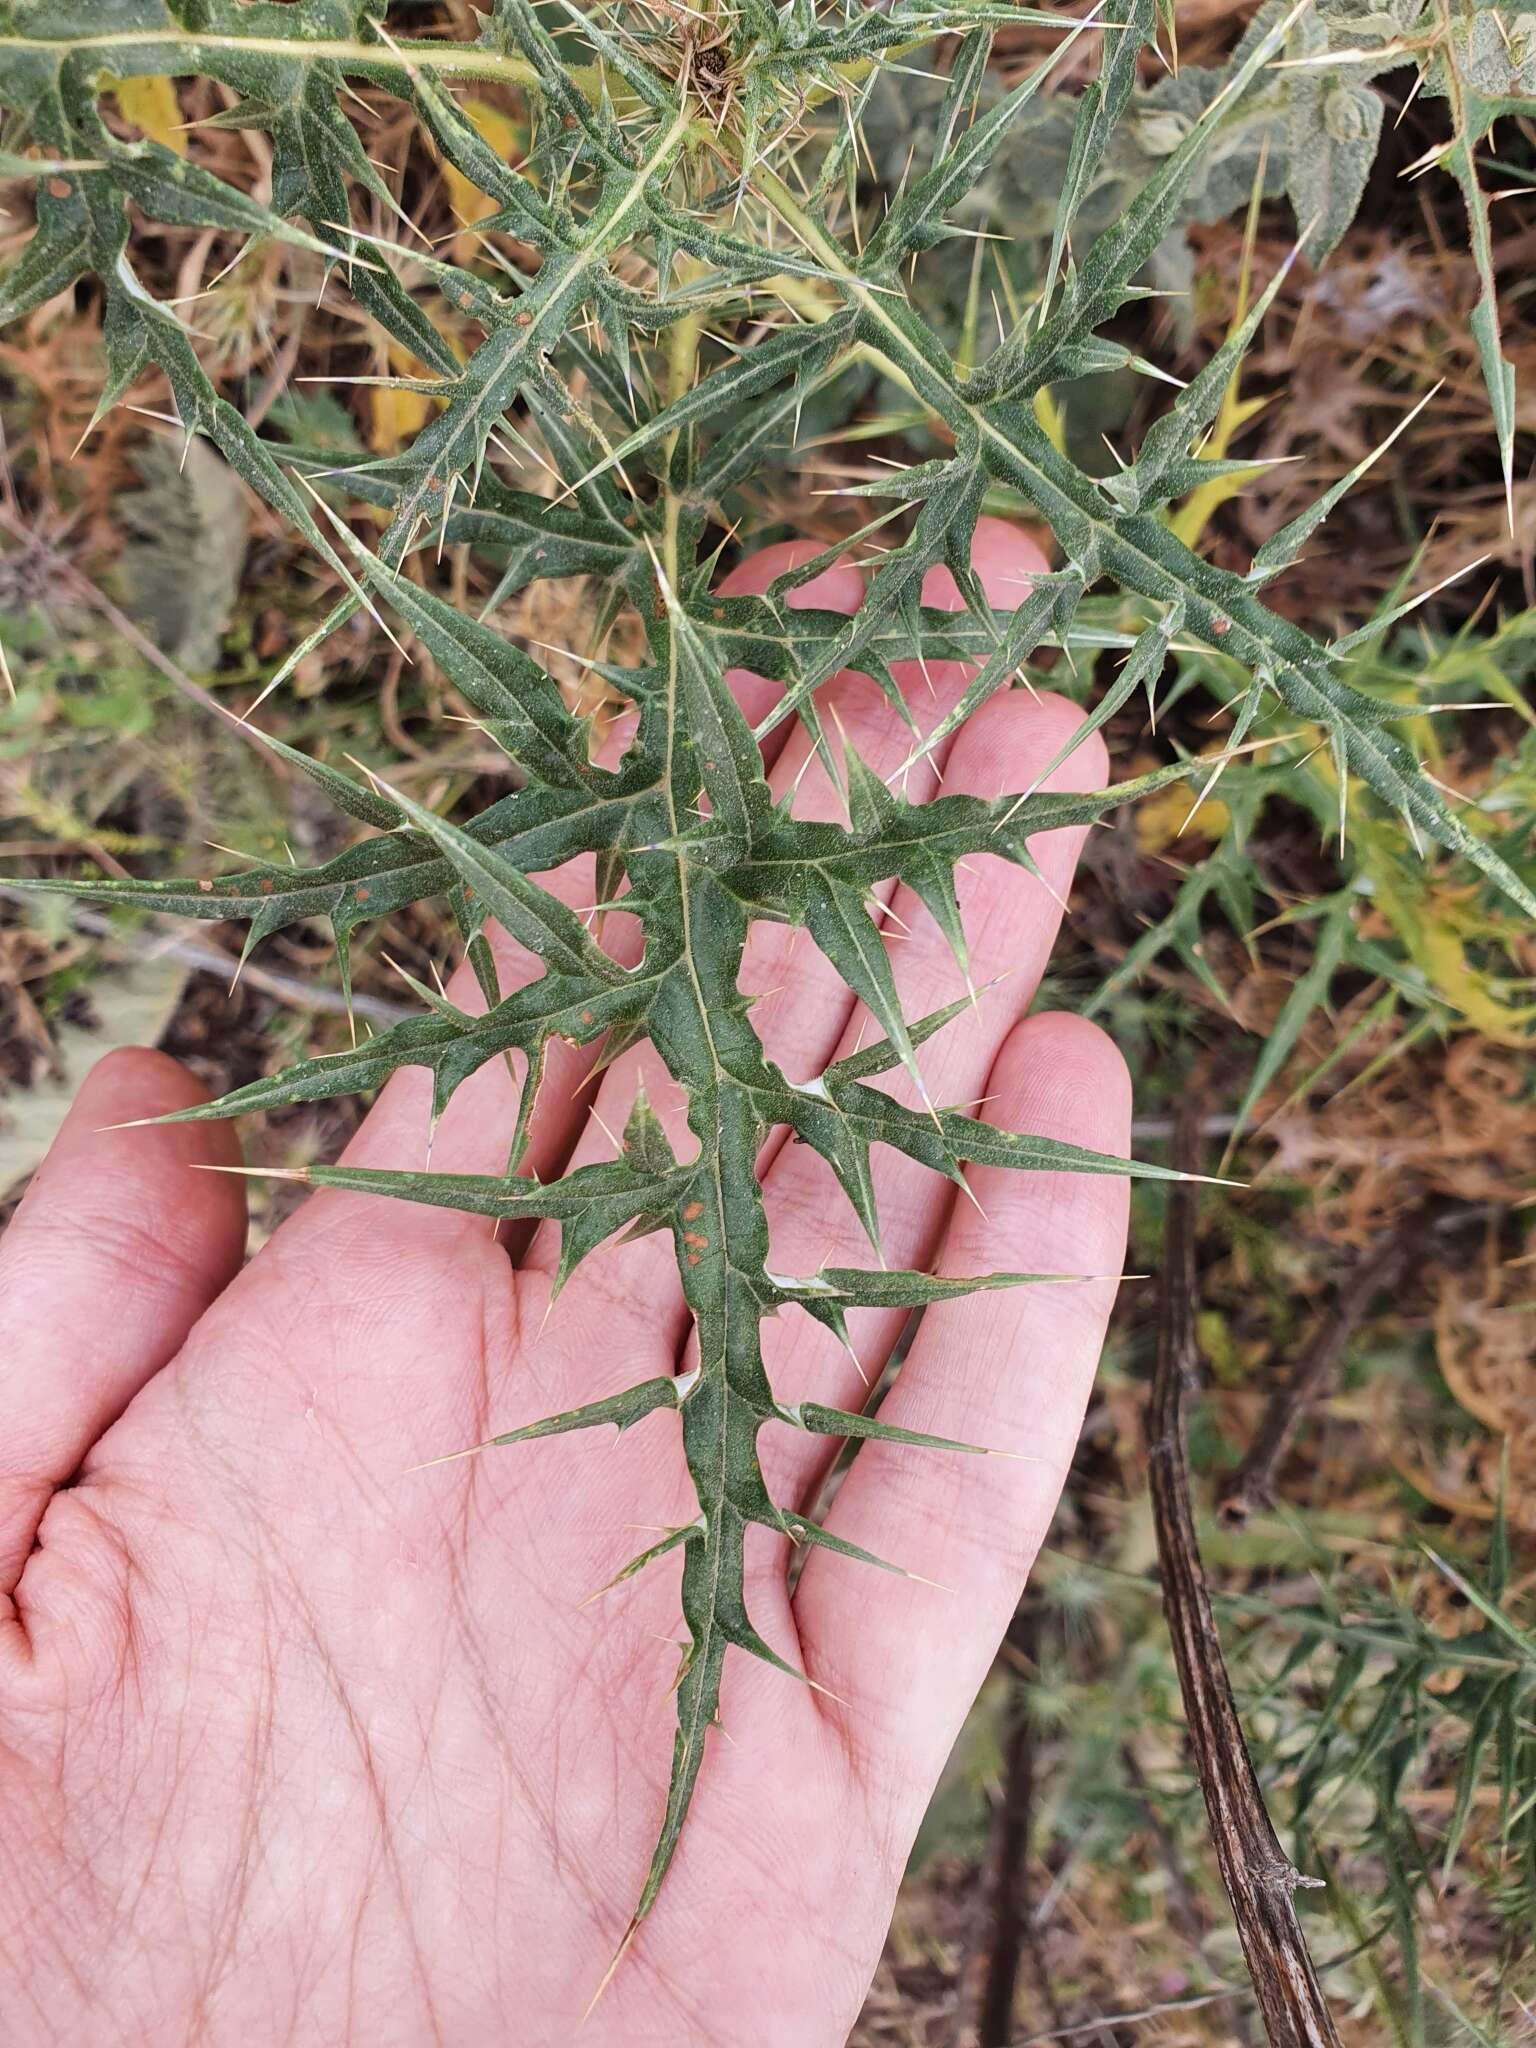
[682,1199,704,1221]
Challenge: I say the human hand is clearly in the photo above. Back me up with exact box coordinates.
[0,520,1130,2047]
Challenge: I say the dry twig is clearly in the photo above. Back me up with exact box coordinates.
[1149,1095,1343,2048]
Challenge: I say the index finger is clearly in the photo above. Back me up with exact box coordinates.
[791,1011,1132,1851]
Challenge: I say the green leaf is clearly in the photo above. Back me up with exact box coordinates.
[1224,894,1352,1159]
[787,1399,993,1458]
[376,780,629,987]
[861,7,1103,269]
[1284,71,1383,265]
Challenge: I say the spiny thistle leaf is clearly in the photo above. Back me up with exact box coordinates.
[2,0,1531,1977]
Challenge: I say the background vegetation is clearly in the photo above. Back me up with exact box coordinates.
[0,2,1532,2042]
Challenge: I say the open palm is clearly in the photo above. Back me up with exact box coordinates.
[0,522,1130,2047]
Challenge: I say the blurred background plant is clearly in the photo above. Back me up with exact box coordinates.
[0,1,1532,2040]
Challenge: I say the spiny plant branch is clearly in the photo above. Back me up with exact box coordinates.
[1,0,1531,1978]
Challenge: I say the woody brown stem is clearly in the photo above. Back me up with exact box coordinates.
[1148,1096,1343,2048]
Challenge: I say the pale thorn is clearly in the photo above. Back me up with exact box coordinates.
[487,425,558,485]
[1329,553,1493,656]
[362,11,419,85]
[525,634,597,667]
[789,744,822,804]
[1201,0,1314,125]
[885,730,936,786]
[188,1161,311,1181]
[341,752,389,799]
[403,1437,501,1474]
[825,700,857,826]
[1029,861,1071,919]
[841,1334,871,1390]
[900,1567,956,1594]
[914,1063,943,1129]
[1177,755,1236,835]
[796,1664,852,1710]
[233,476,410,719]
[576,1572,633,1612]
[582,1920,640,2025]
[380,949,421,993]
[1399,134,1453,182]
[1394,59,1429,128]
[1271,40,1409,70]
[588,1102,624,1157]
[335,73,376,120]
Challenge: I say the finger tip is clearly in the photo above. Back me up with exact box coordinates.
[950,690,1109,803]
[80,1045,211,1121]
[77,1047,242,1176]
[918,518,1052,615]
[997,1011,1133,1146]
[14,1048,247,1293]
[973,514,1050,580]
